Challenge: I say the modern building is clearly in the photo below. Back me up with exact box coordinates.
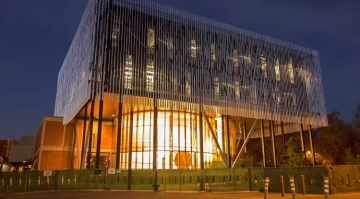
[0,139,18,163]
[8,135,35,171]
[49,0,327,171]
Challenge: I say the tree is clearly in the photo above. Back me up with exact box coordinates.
[314,111,356,165]
[351,102,360,155]
[352,102,360,131]
[283,136,305,166]
[345,148,356,164]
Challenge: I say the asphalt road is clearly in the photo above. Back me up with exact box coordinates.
[8,191,360,199]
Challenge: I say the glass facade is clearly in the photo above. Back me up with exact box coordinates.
[118,110,223,170]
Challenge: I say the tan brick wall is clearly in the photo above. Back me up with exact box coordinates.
[40,150,72,170]
[34,123,43,153]
[40,150,63,170]
[43,121,64,147]
[63,123,74,147]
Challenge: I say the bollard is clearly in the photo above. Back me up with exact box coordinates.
[280,175,285,197]
[290,176,296,199]
[264,177,269,199]
[300,175,305,195]
[324,177,329,199]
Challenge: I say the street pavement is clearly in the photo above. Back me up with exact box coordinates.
[8,190,360,199]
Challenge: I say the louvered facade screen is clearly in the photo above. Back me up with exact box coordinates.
[53,0,327,170]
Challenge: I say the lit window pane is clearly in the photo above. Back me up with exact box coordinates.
[124,55,133,89]
[288,58,294,84]
[261,53,267,78]
[147,28,155,47]
[275,58,280,81]
[191,39,196,58]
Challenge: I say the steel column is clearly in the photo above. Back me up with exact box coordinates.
[300,124,305,152]
[153,107,158,170]
[199,112,204,170]
[270,121,277,168]
[260,120,266,168]
[243,123,247,152]
[87,99,95,169]
[115,102,122,169]
[231,119,258,168]
[128,110,134,190]
[80,105,87,169]
[280,122,286,153]
[71,119,77,170]
[95,99,104,169]
[309,125,316,167]
[203,110,228,168]
[226,115,231,167]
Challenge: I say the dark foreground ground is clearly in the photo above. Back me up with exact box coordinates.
[6,191,360,199]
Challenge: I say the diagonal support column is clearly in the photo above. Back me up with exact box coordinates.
[202,109,229,168]
[299,124,305,152]
[309,125,316,167]
[260,120,266,168]
[80,105,88,170]
[231,119,258,169]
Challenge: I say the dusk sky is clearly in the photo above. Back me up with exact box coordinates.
[0,0,359,139]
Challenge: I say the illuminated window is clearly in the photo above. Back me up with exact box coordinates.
[210,44,216,61]
[233,49,239,72]
[147,28,155,47]
[261,54,267,78]
[235,81,240,99]
[275,94,281,106]
[275,58,280,81]
[288,58,294,84]
[215,117,223,151]
[147,28,155,91]
[214,77,219,98]
[191,39,196,58]
[124,55,133,89]
[146,60,154,91]
[241,45,251,67]
[185,72,191,95]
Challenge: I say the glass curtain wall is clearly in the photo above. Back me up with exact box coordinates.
[119,108,223,170]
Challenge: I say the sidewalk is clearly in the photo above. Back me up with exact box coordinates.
[8,190,360,199]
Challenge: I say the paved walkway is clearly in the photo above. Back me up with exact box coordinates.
[7,190,360,199]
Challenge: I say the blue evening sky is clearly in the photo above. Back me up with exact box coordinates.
[0,0,359,138]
